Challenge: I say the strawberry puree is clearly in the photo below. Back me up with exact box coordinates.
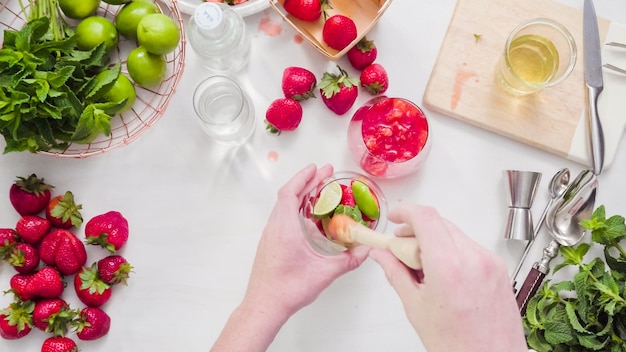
[258,16,282,36]
[362,98,428,163]
[451,62,477,111]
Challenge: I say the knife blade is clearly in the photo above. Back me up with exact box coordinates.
[583,0,605,175]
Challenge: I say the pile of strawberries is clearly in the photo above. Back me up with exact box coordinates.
[0,174,133,351]
[264,37,388,133]
[265,0,388,134]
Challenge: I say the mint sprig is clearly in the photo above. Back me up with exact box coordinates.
[523,205,626,351]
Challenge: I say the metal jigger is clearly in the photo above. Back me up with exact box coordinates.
[504,170,541,241]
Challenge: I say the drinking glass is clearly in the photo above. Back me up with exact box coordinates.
[496,18,577,96]
[347,97,431,179]
[193,75,255,145]
[299,171,388,255]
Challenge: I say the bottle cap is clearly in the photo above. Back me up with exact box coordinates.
[194,2,223,31]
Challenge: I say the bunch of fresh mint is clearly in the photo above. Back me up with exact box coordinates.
[524,205,626,351]
[0,17,125,153]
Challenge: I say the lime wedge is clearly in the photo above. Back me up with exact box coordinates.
[352,180,380,220]
[313,181,342,217]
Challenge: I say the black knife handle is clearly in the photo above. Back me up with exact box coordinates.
[516,267,546,316]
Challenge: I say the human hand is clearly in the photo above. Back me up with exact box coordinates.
[242,163,370,319]
[369,204,527,352]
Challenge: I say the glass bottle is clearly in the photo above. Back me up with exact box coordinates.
[186,2,251,73]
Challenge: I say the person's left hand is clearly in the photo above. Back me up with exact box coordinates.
[242,163,370,319]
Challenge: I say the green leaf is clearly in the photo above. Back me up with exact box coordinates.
[525,295,543,328]
[605,247,626,272]
[565,301,589,333]
[47,66,75,89]
[15,17,50,52]
[577,333,609,351]
[527,328,553,352]
[83,62,121,101]
[544,319,575,344]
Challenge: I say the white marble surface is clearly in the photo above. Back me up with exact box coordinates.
[1,0,626,351]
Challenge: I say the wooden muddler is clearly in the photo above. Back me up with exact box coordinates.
[327,214,422,270]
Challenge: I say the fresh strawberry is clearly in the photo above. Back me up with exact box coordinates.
[9,174,54,216]
[0,228,19,259]
[7,243,40,274]
[360,63,389,95]
[0,300,34,340]
[16,215,51,245]
[8,274,32,301]
[97,255,133,285]
[74,264,112,308]
[33,298,77,336]
[319,65,359,115]
[75,307,111,341]
[283,0,329,22]
[10,267,64,301]
[347,36,378,70]
[322,14,357,51]
[84,211,129,253]
[281,66,317,101]
[265,98,303,135]
[39,229,87,276]
[45,191,83,229]
[339,184,356,206]
[41,336,78,352]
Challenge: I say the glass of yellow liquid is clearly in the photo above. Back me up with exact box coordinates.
[496,18,577,96]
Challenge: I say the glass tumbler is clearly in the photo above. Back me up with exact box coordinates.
[495,18,577,96]
[299,171,388,256]
[347,97,431,179]
[193,75,255,145]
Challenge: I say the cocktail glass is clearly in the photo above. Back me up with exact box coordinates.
[299,171,388,255]
[347,97,431,179]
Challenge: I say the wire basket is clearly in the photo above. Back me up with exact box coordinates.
[0,0,186,158]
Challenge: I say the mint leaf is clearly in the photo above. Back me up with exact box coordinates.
[544,319,574,344]
[577,333,609,350]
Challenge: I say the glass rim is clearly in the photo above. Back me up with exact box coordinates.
[503,17,578,89]
[192,75,246,126]
[298,170,389,255]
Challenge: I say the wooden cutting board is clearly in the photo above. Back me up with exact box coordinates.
[424,0,626,169]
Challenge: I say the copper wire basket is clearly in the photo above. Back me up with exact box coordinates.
[0,0,186,158]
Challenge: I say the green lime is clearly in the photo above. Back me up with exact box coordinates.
[75,16,119,53]
[352,181,379,220]
[103,74,136,113]
[136,13,180,55]
[59,0,100,19]
[102,0,131,5]
[127,46,166,88]
[313,181,342,217]
[115,0,160,40]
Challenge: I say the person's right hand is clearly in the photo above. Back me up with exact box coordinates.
[369,204,528,352]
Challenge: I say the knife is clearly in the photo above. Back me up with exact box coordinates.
[583,0,605,175]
